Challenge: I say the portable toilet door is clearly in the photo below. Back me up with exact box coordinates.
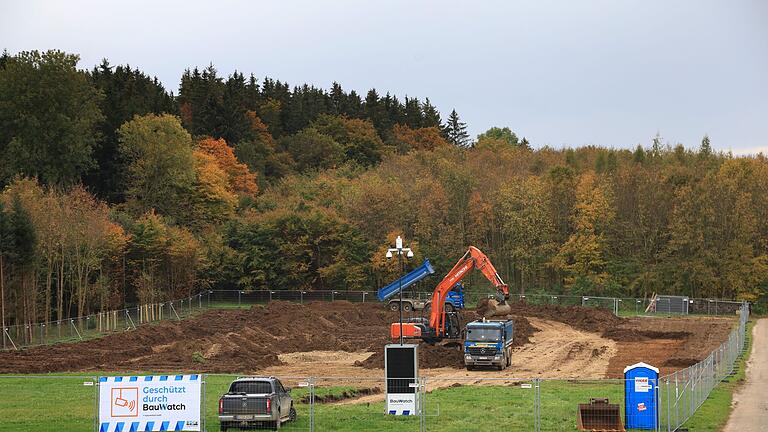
[624,362,659,429]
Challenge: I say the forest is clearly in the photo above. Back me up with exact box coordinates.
[0,49,766,332]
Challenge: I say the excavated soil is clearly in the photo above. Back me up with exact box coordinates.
[477,298,623,334]
[0,299,735,379]
[604,316,735,377]
[0,301,396,373]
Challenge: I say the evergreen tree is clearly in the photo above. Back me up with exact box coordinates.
[404,97,422,128]
[421,98,442,128]
[444,109,470,147]
[88,60,176,202]
[699,134,713,158]
[0,50,104,186]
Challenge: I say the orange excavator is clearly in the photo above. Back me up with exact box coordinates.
[390,246,509,343]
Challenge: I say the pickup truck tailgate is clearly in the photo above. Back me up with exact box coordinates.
[222,397,268,415]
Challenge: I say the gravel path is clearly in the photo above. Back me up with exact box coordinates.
[724,318,768,432]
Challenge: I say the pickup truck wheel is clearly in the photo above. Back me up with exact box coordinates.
[402,302,413,312]
[389,302,400,311]
[219,424,227,432]
[289,406,297,421]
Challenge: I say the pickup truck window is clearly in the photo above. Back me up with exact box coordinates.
[229,381,273,394]
[466,328,501,342]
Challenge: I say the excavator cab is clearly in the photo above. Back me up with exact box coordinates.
[391,312,462,343]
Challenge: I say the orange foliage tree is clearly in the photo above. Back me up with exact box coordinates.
[197,137,258,196]
[392,124,450,151]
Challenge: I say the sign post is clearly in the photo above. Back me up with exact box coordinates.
[98,375,202,432]
[384,344,419,415]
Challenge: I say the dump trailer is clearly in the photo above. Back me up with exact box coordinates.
[377,259,466,312]
[463,319,514,370]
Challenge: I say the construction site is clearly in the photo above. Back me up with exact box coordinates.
[0,298,737,380]
[0,244,751,432]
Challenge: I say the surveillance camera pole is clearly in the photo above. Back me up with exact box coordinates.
[387,236,413,345]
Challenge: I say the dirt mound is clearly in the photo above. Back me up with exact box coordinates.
[477,298,623,334]
[663,358,700,367]
[0,301,397,374]
[355,315,538,369]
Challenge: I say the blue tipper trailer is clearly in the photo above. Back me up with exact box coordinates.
[377,259,435,301]
[624,362,659,429]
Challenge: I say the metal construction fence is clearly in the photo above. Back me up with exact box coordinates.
[1,289,748,351]
[0,303,750,431]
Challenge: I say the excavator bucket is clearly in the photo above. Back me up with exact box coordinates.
[477,298,513,318]
[577,398,625,431]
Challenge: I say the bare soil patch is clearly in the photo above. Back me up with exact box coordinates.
[0,299,734,381]
[604,316,734,378]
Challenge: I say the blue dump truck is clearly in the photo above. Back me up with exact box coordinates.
[377,259,465,312]
[463,319,514,370]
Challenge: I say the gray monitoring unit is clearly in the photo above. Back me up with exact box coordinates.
[384,344,419,415]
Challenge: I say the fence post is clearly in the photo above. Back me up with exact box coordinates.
[309,376,315,432]
[534,378,541,432]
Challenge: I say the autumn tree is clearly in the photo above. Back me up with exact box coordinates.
[554,172,615,292]
[197,137,258,197]
[118,114,196,222]
[392,124,450,152]
[88,60,176,202]
[477,127,520,148]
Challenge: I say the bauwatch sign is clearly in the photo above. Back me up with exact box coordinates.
[98,375,201,431]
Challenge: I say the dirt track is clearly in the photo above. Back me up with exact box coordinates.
[0,300,734,383]
[724,318,767,432]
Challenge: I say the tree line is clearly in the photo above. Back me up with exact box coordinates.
[0,49,766,337]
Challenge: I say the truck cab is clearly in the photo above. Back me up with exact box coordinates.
[463,319,514,370]
[444,283,465,310]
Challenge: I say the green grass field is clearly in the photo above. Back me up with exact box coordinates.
[0,374,669,431]
[0,319,753,431]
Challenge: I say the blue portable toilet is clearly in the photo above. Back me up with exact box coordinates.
[624,362,659,429]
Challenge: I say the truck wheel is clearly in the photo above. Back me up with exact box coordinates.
[219,424,227,432]
[402,303,413,312]
[444,303,454,312]
[289,406,297,422]
[389,302,400,311]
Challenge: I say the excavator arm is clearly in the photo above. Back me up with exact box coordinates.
[428,246,509,336]
[390,246,509,342]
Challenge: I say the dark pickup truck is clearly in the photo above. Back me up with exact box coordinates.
[218,376,297,431]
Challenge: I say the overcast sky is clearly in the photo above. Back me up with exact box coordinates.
[2,0,766,153]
